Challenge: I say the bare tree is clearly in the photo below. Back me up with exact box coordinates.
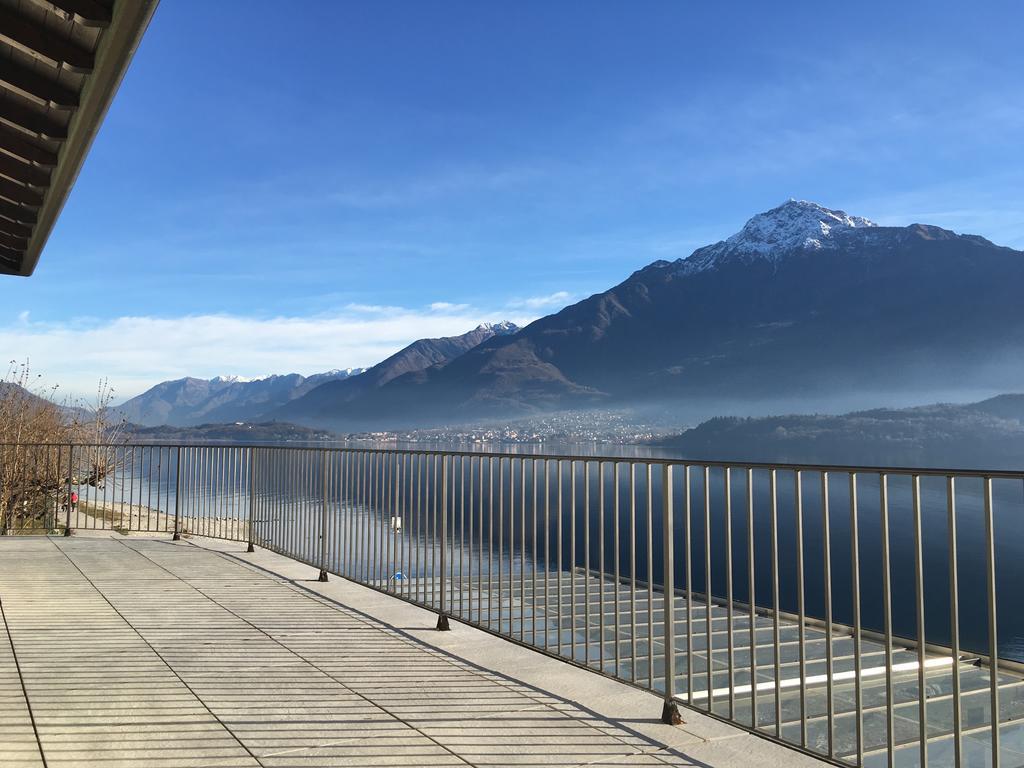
[0,361,124,533]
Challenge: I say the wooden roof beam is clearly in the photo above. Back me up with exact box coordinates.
[0,198,37,225]
[0,6,95,72]
[0,232,28,251]
[0,152,50,188]
[0,242,25,264]
[0,98,68,140]
[28,0,112,28]
[0,124,58,166]
[0,59,79,108]
[0,217,32,239]
[0,176,43,207]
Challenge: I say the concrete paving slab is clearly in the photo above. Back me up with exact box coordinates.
[0,535,832,768]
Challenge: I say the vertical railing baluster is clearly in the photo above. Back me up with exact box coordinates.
[880,473,895,768]
[795,470,807,748]
[912,474,927,768]
[948,476,962,768]
[556,459,563,656]
[533,458,539,648]
[436,454,450,631]
[570,459,576,660]
[598,460,606,671]
[770,469,781,739]
[630,462,637,684]
[850,472,863,763]
[584,459,591,665]
[460,455,466,618]
[543,459,550,650]
[822,471,834,759]
[703,465,713,713]
[613,461,621,677]
[247,447,256,552]
[318,450,329,582]
[646,462,654,691]
[488,456,494,631]
[984,477,1000,768]
[684,464,694,705]
[64,443,73,535]
[725,466,735,723]
[173,446,182,541]
[747,468,757,730]
[520,457,527,644]
[662,463,681,724]
[499,457,506,636]
[468,456,474,620]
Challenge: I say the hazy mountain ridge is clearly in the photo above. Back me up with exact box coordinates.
[274,321,521,423]
[284,200,1024,429]
[659,394,1024,470]
[116,369,367,427]
[119,322,520,428]
[124,421,340,443]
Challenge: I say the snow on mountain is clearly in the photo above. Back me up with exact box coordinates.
[477,321,519,335]
[323,368,368,377]
[118,368,367,426]
[677,200,878,274]
[210,375,263,384]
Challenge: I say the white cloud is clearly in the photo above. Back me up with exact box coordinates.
[429,302,471,312]
[507,291,573,311]
[3,305,538,402]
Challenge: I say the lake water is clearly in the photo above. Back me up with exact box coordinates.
[82,445,1024,662]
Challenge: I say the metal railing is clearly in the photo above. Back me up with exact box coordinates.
[2,441,1022,768]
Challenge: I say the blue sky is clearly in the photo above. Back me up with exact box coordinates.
[3,0,1023,399]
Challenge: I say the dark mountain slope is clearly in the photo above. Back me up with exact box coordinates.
[292,200,1024,429]
[658,393,1024,470]
[117,369,365,427]
[275,322,520,422]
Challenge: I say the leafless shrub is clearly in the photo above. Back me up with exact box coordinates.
[0,361,125,533]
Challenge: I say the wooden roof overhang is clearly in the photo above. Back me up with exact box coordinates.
[0,0,158,276]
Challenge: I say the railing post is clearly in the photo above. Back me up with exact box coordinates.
[661,463,682,724]
[246,447,256,553]
[318,450,329,582]
[436,453,450,631]
[173,446,182,540]
[63,443,74,536]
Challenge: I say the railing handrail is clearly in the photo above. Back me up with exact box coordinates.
[2,438,1018,767]
[3,440,1023,480]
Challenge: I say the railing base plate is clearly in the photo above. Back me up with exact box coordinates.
[246,542,255,553]
[661,700,683,725]
[317,569,329,583]
[435,613,451,631]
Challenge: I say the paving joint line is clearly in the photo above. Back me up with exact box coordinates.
[197,539,690,761]
[115,538,478,768]
[0,586,48,768]
[47,537,264,768]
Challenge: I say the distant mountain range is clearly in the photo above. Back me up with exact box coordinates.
[658,394,1024,470]
[273,321,519,424]
[125,421,340,443]
[117,322,520,427]
[117,200,1024,432]
[116,369,366,427]
[280,199,1024,428]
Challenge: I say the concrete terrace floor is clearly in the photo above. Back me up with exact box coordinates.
[0,534,831,768]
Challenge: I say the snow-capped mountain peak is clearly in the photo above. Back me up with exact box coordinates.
[678,200,878,274]
[476,320,520,335]
[210,375,261,385]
